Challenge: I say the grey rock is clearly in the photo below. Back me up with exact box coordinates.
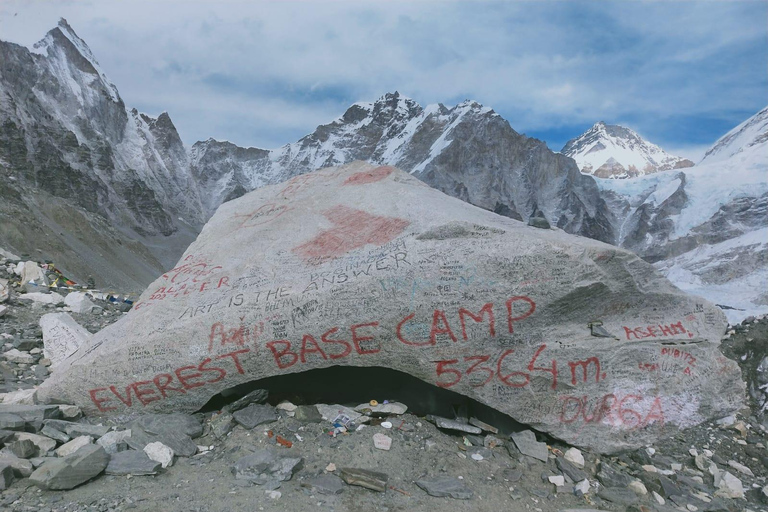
[63,422,111,439]
[232,449,303,484]
[0,405,61,424]
[597,462,633,488]
[293,405,322,424]
[209,412,235,439]
[9,439,37,459]
[426,415,482,434]
[301,473,344,494]
[339,467,388,492]
[105,450,161,476]
[556,457,587,482]
[501,468,523,482]
[132,413,203,439]
[233,404,278,429]
[415,476,473,499]
[597,486,640,505]
[13,432,56,453]
[510,430,548,462]
[40,313,92,367]
[223,389,269,414]
[96,429,131,454]
[29,444,109,490]
[0,463,14,490]
[0,454,34,477]
[0,413,26,431]
[0,430,15,444]
[126,426,197,457]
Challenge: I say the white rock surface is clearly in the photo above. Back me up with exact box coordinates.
[0,305,7,318]
[715,471,744,499]
[564,447,585,468]
[373,433,392,451]
[18,292,64,306]
[144,441,174,468]
[629,480,648,495]
[3,349,34,364]
[63,292,98,314]
[38,162,744,454]
[40,313,92,367]
[0,278,9,303]
[19,261,49,287]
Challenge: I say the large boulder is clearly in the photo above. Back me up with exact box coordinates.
[37,162,744,453]
[40,313,93,367]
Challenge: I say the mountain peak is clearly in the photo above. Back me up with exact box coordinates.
[700,105,768,165]
[31,18,121,103]
[562,122,693,179]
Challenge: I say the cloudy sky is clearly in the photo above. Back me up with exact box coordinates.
[1,1,766,160]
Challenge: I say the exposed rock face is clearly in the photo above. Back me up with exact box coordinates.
[562,122,694,178]
[40,313,93,367]
[38,163,742,453]
[190,92,614,243]
[0,19,200,290]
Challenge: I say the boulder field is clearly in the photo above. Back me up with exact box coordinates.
[37,162,744,453]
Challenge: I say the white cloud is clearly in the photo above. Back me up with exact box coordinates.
[0,0,765,150]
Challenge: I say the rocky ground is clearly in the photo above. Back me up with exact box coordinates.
[1,256,768,512]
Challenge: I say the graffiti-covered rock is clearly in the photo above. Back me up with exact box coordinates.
[37,162,744,453]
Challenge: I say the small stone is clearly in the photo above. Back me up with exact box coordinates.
[471,453,484,461]
[528,216,550,229]
[557,456,587,482]
[57,405,81,420]
[0,463,15,490]
[301,473,344,494]
[0,454,34,477]
[628,480,648,495]
[510,430,548,462]
[276,400,297,413]
[715,471,744,499]
[598,486,640,505]
[339,467,388,492]
[727,460,754,477]
[426,415,482,434]
[232,449,303,484]
[10,439,38,459]
[293,405,322,423]
[548,475,565,486]
[326,462,336,472]
[574,479,590,495]
[354,401,407,416]
[143,441,174,468]
[373,433,392,451]
[0,413,26,431]
[29,444,109,490]
[210,411,235,439]
[232,404,278,429]
[642,464,658,472]
[97,429,132,454]
[55,436,93,457]
[13,432,56,453]
[564,447,585,468]
[106,450,161,476]
[3,349,34,364]
[266,490,281,500]
[381,421,393,429]
[416,475,473,499]
[652,490,665,504]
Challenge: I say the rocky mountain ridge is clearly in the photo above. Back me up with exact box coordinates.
[561,121,694,179]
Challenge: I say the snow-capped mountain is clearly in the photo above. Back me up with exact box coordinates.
[562,122,694,178]
[596,106,768,322]
[191,92,614,242]
[0,19,201,290]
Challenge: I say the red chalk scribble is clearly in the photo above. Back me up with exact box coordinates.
[292,205,409,261]
[343,166,395,185]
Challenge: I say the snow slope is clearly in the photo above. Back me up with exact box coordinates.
[596,106,768,323]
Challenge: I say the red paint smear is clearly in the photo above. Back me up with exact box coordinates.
[293,205,409,261]
[343,166,395,185]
